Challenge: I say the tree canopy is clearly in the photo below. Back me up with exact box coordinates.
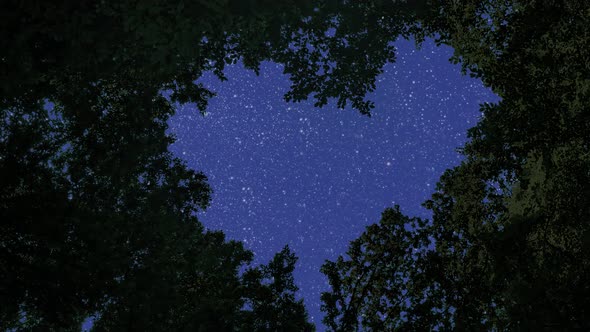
[2,0,589,330]
[2,1,321,329]
[320,0,590,330]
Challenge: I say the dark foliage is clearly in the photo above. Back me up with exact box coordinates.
[2,0,588,330]
[321,0,590,330]
[1,1,319,330]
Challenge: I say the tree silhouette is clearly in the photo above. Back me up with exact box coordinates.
[0,1,325,330]
[321,1,590,330]
[2,0,589,330]
[241,246,316,332]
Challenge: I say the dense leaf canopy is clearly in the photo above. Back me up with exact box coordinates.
[320,0,590,330]
[1,0,588,330]
[1,0,323,330]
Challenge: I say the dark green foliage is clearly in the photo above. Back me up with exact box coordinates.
[1,1,318,328]
[321,0,590,330]
[0,2,425,328]
[0,79,314,330]
[320,207,434,331]
[3,0,589,330]
[241,246,315,332]
[1,0,432,117]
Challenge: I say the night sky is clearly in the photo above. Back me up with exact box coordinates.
[168,38,498,330]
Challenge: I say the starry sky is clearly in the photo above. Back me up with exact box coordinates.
[168,38,498,330]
